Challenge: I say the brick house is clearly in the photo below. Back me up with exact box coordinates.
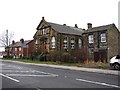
[83,23,120,62]
[33,17,84,55]
[6,38,34,58]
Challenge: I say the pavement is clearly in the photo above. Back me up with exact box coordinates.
[0,59,119,75]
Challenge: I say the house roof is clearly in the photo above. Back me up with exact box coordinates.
[9,40,32,48]
[84,23,117,33]
[48,22,84,35]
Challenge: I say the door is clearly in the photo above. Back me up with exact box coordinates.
[40,41,46,53]
[99,50,107,63]
[94,52,99,62]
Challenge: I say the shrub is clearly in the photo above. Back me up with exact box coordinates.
[48,51,75,63]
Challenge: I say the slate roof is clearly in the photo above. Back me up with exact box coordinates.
[84,23,115,33]
[9,40,32,48]
[48,22,84,36]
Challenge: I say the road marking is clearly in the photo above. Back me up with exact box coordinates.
[6,74,58,77]
[0,73,20,83]
[0,70,58,76]
[76,78,120,88]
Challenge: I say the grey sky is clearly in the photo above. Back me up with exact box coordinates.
[0,0,119,51]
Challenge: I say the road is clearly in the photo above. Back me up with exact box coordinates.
[0,60,119,89]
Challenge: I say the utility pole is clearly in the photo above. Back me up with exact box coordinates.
[6,30,9,47]
[6,30,9,57]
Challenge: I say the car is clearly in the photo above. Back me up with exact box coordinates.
[0,55,3,58]
[110,55,120,70]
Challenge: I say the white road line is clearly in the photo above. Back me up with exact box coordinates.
[6,74,58,77]
[0,70,58,76]
[0,73,20,83]
[76,78,120,88]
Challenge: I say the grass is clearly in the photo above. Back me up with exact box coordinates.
[1,58,110,69]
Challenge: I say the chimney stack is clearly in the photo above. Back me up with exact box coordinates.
[75,24,78,28]
[12,40,15,45]
[63,24,66,26]
[20,38,24,43]
[87,23,92,29]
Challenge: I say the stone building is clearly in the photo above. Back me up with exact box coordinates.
[33,17,84,54]
[83,23,120,62]
[34,17,120,62]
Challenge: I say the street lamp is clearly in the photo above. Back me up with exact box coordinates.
[107,47,109,63]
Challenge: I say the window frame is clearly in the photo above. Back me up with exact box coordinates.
[100,33,106,43]
[78,38,82,48]
[51,36,55,49]
[88,34,94,44]
[70,38,75,49]
[63,37,68,49]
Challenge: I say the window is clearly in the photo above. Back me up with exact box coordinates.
[15,48,17,51]
[19,47,21,51]
[42,29,46,35]
[35,39,38,44]
[101,33,106,42]
[51,36,55,48]
[78,38,82,48]
[116,55,120,59]
[88,34,94,43]
[71,38,74,49]
[63,37,68,49]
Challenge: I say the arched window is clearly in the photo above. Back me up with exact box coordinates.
[78,38,82,48]
[51,36,55,48]
[35,39,38,44]
[71,38,75,49]
[63,37,68,49]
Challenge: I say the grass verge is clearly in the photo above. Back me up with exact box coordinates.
[1,58,110,69]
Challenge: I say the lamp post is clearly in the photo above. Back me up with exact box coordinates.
[107,47,109,63]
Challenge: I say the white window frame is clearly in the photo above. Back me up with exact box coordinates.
[101,33,106,42]
[88,34,94,44]
[78,38,82,48]
[43,29,46,35]
[63,37,68,49]
[71,38,75,49]
[19,47,21,51]
[15,48,17,51]
[51,36,55,49]
[35,39,38,44]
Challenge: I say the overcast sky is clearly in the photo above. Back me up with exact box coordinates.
[0,0,119,51]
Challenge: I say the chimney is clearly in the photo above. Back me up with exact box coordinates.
[20,38,24,43]
[63,24,66,26]
[82,29,86,31]
[87,23,92,29]
[75,24,78,28]
[12,40,15,45]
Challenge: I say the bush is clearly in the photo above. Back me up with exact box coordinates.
[48,51,75,63]
[70,49,86,63]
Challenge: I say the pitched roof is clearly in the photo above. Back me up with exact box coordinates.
[48,22,84,35]
[9,40,32,48]
[84,23,116,33]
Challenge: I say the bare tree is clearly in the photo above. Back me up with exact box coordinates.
[0,30,14,47]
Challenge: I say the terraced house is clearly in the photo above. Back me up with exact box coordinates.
[33,17,84,54]
[5,39,34,58]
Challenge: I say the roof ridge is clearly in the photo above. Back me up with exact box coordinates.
[91,23,114,29]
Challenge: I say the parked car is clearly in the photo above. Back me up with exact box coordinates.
[110,55,120,70]
[0,55,3,58]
